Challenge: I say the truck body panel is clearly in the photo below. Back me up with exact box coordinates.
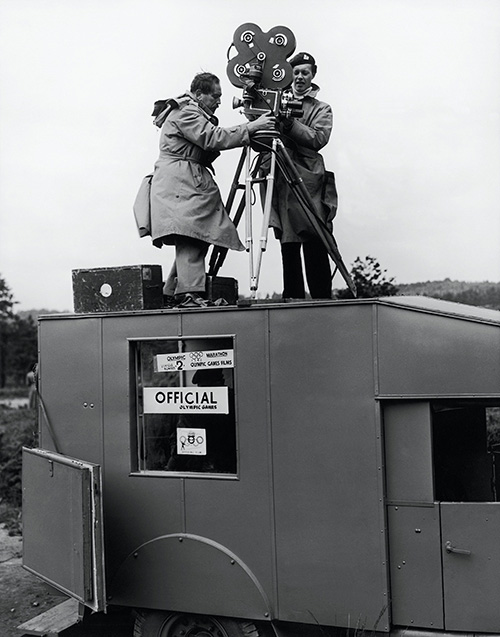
[24,297,500,634]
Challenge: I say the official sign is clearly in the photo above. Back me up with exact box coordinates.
[155,349,234,372]
[143,386,229,414]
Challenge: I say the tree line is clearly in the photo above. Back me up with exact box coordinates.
[0,276,38,388]
[1,260,499,387]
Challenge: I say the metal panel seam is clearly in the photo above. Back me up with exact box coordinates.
[265,308,279,618]
[374,399,390,631]
[377,393,500,400]
[99,317,104,472]
[438,504,445,626]
[181,478,186,533]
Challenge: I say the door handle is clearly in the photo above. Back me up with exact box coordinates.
[445,540,471,555]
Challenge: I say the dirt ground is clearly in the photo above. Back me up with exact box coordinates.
[0,524,136,636]
[0,523,66,636]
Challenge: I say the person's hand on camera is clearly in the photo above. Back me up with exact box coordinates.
[279,115,294,131]
[247,113,276,135]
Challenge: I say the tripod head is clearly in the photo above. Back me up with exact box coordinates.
[247,129,281,153]
[227,23,303,120]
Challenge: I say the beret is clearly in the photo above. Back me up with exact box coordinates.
[289,51,316,69]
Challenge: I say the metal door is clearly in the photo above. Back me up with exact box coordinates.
[441,502,500,632]
[387,504,444,629]
[22,448,106,612]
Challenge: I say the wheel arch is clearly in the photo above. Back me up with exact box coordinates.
[109,533,273,621]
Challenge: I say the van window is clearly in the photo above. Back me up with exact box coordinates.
[433,404,500,502]
[384,401,500,504]
[131,336,237,475]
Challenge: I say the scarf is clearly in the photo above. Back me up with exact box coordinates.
[292,86,313,100]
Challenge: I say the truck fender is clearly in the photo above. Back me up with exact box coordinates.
[108,533,273,620]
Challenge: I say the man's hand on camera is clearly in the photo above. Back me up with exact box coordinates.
[247,113,276,135]
[279,116,294,131]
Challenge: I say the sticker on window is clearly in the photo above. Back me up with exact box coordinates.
[155,349,234,372]
[177,428,207,455]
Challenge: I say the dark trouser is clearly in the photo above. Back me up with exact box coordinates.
[281,240,332,300]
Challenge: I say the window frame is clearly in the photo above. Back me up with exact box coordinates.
[128,334,238,479]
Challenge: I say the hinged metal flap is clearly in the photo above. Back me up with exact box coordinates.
[22,447,106,612]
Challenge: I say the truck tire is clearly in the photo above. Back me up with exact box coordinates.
[133,611,262,637]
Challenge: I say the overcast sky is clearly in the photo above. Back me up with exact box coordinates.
[1,0,499,311]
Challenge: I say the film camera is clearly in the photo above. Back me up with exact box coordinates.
[226,23,303,120]
[211,23,357,299]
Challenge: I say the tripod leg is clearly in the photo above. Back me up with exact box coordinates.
[276,140,356,297]
[208,150,268,278]
[208,194,245,276]
[245,147,256,293]
[208,147,247,276]
[225,146,247,213]
[253,137,278,294]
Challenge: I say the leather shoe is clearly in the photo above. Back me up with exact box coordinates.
[176,292,212,308]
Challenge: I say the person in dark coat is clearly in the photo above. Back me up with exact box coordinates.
[150,72,274,307]
[270,52,337,300]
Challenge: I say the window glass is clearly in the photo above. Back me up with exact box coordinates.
[432,403,500,502]
[132,337,236,475]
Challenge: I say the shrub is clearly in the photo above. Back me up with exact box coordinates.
[0,405,38,508]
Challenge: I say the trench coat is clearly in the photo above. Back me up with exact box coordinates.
[270,84,337,243]
[150,92,249,251]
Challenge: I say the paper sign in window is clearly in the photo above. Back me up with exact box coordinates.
[143,386,229,414]
[176,428,207,455]
[155,349,234,372]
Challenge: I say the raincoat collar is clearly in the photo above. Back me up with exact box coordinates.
[152,91,219,128]
[188,91,219,126]
[291,82,320,101]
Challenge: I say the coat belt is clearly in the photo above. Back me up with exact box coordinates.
[159,151,204,165]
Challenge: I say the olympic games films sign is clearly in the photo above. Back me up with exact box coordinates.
[155,349,234,372]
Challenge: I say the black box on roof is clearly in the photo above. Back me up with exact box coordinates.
[72,265,163,313]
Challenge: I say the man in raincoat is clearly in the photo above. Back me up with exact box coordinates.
[270,52,337,300]
[150,72,274,307]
